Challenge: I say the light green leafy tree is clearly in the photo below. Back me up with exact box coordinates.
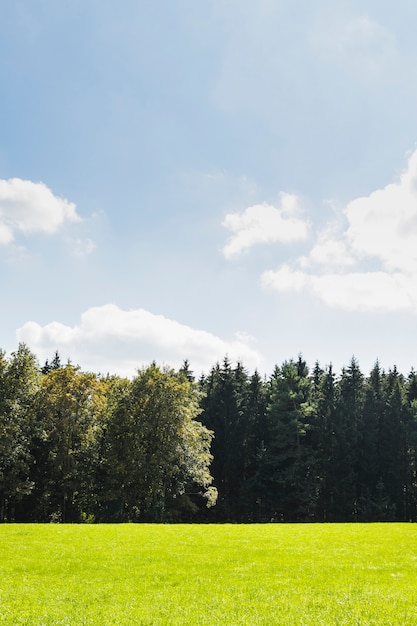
[101,363,217,521]
[33,364,107,522]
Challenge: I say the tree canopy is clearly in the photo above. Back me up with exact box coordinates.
[2,345,417,523]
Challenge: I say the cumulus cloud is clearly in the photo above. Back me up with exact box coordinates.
[262,266,415,313]
[262,148,417,313]
[345,149,417,273]
[222,193,309,258]
[0,178,80,244]
[16,304,262,377]
[298,226,355,270]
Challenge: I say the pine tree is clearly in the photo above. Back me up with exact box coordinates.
[330,357,364,521]
[264,357,316,521]
[355,362,383,520]
[404,370,417,520]
[199,358,251,520]
[310,363,337,521]
[377,368,407,520]
[238,370,269,521]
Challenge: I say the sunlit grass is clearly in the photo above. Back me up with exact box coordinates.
[1,523,416,624]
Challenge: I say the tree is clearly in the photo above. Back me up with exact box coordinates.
[356,362,386,521]
[310,362,337,521]
[100,364,216,521]
[0,344,40,521]
[199,358,252,521]
[30,365,106,522]
[329,357,364,521]
[264,357,317,521]
[41,350,62,375]
[377,368,407,520]
[404,371,417,520]
[238,369,269,521]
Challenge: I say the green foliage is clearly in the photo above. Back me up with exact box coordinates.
[100,363,216,521]
[0,348,216,523]
[264,357,317,521]
[199,359,271,521]
[199,352,417,523]
[0,344,40,521]
[4,342,417,523]
[1,524,417,624]
[328,357,364,520]
[28,365,107,522]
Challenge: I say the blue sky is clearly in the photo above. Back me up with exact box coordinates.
[2,0,417,377]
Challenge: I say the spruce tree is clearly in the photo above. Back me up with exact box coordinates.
[264,357,316,521]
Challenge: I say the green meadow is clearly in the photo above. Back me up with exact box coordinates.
[1,524,416,625]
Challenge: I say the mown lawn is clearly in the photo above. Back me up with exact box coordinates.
[0,523,416,625]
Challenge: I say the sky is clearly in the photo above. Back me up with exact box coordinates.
[2,0,417,378]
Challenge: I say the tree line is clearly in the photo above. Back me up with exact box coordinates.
[0,345,216,523]
[2,344,417,523]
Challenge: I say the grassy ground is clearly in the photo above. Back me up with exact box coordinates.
[0,523,416,625]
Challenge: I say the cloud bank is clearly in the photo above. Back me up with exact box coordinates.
[17,304,262,377]
[0,178,80,244]
[260,148,417,313]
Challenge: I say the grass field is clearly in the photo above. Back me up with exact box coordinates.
[1,523,416,625]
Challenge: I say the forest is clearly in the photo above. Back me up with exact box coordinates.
[1,343,417,523]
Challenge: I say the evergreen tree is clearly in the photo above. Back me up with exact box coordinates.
[330,357,364,521]
[238,370,269,521]
[356,362,384,520]
[377,368,407,520]
[264,357,316,521]
[41,350,62,375]
[199,358,250,520]
[403,370,417,520]
[310,363,337,521]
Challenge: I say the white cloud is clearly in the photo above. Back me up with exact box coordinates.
[299,226,355,270]
[16,304,262,377]
[345,149,417,273]
[262,265,308,294]
[0,221,13,245]
[262,148,417,313]
[262,267,415,313]
[0,178,80,244]
[222,193,309,259]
